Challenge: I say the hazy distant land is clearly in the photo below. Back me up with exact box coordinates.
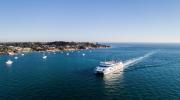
[0,41,110,55]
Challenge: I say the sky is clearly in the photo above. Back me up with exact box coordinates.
[0,0,180,43]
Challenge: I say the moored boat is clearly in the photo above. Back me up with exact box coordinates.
[6,60,13,65]
[43,55,47,59]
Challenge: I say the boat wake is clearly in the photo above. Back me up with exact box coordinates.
[123,51,157,69]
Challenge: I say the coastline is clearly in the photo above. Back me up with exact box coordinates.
[0,41,110,55]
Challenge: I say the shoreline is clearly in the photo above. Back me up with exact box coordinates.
[0,41,110,55]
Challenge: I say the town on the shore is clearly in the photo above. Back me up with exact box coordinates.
[0,41,110,55]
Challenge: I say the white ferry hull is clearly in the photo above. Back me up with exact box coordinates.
[95,62,124,75]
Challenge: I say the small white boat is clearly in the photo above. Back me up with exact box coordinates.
[14,57,18,59]
[82,53,86,56]
[8,52,15,56]
[6,60,13,65]
[21,54,24,56]
[43,56,47,59]
[66,53,69,56]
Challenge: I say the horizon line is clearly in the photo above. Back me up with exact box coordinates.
[0,41,180,44]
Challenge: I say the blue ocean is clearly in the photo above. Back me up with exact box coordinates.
[0,43,180,100]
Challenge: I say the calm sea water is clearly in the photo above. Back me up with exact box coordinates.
[1,43,180,100]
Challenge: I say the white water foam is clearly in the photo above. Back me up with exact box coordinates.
[123,51,157,69]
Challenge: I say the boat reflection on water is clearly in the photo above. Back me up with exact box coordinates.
[103,69,124,85]
[96,68,124,86]
[96,68,124,98]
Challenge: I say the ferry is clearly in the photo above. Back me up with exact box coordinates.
[94,61,124,75]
